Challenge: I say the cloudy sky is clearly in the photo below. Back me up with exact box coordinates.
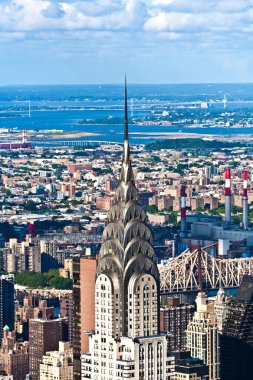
[1,0,253,84]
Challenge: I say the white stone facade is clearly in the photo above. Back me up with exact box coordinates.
[40,342,73,380]
[186,293,219,380]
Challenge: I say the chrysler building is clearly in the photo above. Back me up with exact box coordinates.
[82,79,172,380]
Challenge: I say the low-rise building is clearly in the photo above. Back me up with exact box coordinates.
[173,351,209,380]
[40,342,73,380]
[59,259,73,279]
[0,326,29,380]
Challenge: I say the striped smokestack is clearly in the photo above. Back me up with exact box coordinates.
[243,170,248,230]
[225,167,231,224]
[22,130,27,144]
[181,184,187,236]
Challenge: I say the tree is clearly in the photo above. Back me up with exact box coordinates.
[14,270,73,290]
[232,205,243,214]
[169,211,178,225]
[144,205,158,214]
[24,200,37,212]
[0,188,11,195]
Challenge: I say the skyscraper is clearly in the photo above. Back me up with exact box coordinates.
[186,292,219,380]
[0,275,14,342]
[220,275,253,380]
[160,297,195,352]
[81,80,173,379]
[29,318,64,380]
[73,256,97,380]
[72,256,81,380]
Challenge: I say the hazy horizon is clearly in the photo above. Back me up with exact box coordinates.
[2,82,253,86]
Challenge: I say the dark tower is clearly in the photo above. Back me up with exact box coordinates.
[220,275,253,380]
[0,274,14,342]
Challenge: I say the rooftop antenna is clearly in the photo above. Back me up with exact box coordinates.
[124,74,128,143]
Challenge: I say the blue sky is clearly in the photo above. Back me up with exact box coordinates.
[1,0,253,84]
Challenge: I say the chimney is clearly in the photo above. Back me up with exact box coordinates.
[225,167,231,224]
[243,170,248,230]
[180,184,187,236]
[22,130,27,144]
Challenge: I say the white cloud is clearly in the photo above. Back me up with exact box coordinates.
[0,0,252,38]
[0,0,253,58]
[148,0,251,13]
[144,0,253,35]
[0,0,146,32]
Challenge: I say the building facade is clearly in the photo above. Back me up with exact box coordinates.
[186,293,219,380]
[160,297,195,352]
[60,295,74,346]
[72,256,97,380]
[29,318,64,380]
[2,236,41,273]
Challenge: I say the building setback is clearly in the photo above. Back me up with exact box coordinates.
[173,351,209,380]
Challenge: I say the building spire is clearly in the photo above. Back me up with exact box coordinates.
[124,74,128,142]
[96,80,160,340]
[120,76,132,183]
[123,75,130,165]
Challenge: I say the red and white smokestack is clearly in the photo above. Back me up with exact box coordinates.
[243,170,248,229]
[225,167,231,224]
[22,130,27,144]
[181,184,187,236]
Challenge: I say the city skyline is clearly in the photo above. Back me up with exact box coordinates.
[1,0,253,84]
[1,80,253,378]
[1,0,253,368]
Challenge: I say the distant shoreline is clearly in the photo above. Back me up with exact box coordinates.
[132,132,253,142]
[47,132,99,139]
